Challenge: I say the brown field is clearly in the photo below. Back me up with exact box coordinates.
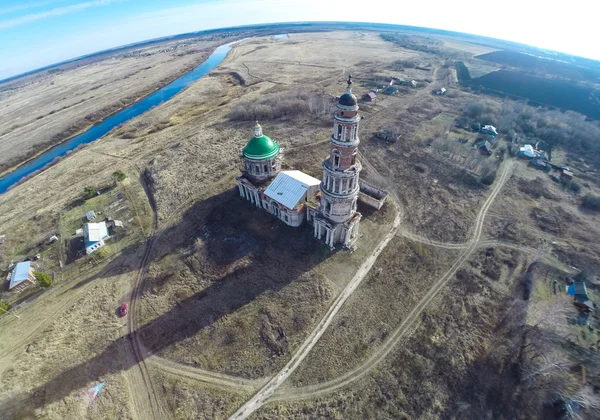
[1,29,600,420]
[0,36,226,175]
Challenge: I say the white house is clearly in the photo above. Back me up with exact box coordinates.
[519,144,536,158]
[84,222,109,255]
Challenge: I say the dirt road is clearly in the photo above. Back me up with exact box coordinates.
[228,186,403,419]
[271,159,515,402]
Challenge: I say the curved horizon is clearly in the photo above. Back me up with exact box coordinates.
[0,0,599,82]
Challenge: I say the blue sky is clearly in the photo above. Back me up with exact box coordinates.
[0,0,598,80]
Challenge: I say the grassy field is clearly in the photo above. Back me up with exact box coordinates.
[1,29,600,419]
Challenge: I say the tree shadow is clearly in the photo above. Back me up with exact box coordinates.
[2,187,334,413]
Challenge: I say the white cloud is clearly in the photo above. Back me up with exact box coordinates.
[0,1,66,16]
[0,0,126,29]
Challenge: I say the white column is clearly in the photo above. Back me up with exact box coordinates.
[238,184,245,197]
[255,191,261,207]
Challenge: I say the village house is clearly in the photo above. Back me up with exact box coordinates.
[84,221,110,254]
[8,261,36,292]
[480,125,498,137]
[362,92,376,102]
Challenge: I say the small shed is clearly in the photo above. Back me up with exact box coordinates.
[529,158,550,172]
[362,92,376,102]
[478,141,493,155]
[375,130,400,143]
[561,169,573,180]
[383,86,398,95]
[86,210,97,221]
[435,87,447,95]
[8,261,36,292]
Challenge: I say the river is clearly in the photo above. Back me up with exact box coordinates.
[0,39,241,194]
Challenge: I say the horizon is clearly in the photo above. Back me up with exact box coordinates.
[0,0,599,81]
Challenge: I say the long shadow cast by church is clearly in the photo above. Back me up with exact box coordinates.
[3,187,334,414]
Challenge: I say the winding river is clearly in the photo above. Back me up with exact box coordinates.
[0,39,241,194]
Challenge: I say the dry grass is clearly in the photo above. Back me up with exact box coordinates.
[1,30,599,419]
[257,247,531,419]
[0,38,225,174]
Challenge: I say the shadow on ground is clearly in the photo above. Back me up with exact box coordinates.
[2,187,334,414]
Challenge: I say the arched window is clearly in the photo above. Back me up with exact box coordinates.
[337,124,343,140]
[332,150,341,168]
[255,164,260,173]
[325,201,331,214]
[351,148,358,165]
[264,164,268,172]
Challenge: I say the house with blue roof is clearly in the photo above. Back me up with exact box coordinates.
[8,261,35,292]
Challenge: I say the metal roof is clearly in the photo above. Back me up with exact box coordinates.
[86,210,96,221]
[85,222,109,243]
[9,261,32,289]
[264,170,321,210]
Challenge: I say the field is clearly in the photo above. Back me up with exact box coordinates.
[1,26,600,420]
[475,50,600,83]
[0,36,227,175]
[468,70,600,119]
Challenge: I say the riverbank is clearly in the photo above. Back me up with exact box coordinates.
[0,36,229,176]
[0,39,246,193]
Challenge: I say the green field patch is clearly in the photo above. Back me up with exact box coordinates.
[412,112,456,143]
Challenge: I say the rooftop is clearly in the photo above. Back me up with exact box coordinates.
[85,222,109,243]
[243,122,280,161]
[9,261,32,289]
[264,170,321,210]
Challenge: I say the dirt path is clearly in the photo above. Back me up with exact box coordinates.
[270,159,515,403]
[146,357,263,392]
[229,194,403,419]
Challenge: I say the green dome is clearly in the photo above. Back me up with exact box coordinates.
[243,134,280,160]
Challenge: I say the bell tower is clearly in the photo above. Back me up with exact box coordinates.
[313,76,362,248]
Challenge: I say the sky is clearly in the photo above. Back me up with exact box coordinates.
[0,0,598,80]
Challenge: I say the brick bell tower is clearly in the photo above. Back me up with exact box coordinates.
[313,75,362,248]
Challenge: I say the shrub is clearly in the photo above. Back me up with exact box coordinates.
[481,171,497,185]
[35,271,52,287]
[0,300,10,315]
[582,194,600,211]
[112,170,127,182]
[83,186,96,199]
[228,90,331,122]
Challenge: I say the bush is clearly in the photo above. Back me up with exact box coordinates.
[34,271,52,287]
[582,194,600,211]
[0,300,10,315]
[228,90,332,122]
[481,171,497,185]
[112,170,127,182]
[83,186,96,199]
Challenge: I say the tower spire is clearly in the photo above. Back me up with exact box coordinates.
[346,74,353,93]
[254,120,263,138]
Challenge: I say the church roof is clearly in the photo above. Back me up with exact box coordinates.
[338,74,357,106]
[243,122,280,160]
[339,92,357,106]
[264,170,320,210]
